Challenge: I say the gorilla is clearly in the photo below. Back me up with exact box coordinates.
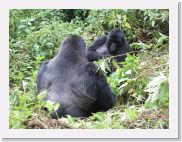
[86,28,131,63]
[36,35,115,119]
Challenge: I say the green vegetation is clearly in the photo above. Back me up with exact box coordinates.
[9,9,169,129]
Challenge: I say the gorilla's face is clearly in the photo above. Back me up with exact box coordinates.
[106,28,125,54]
[96,44,109,55]
[86,28,130,63]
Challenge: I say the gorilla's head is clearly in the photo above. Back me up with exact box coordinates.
[106,28,126,54]
[60,35,86,57]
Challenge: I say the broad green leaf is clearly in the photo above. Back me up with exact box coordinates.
[152,20,155,27]
[124,22,131,29]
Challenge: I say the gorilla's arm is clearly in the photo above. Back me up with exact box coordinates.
[86,36,107,62]
[36,60,49,93]
[96,72,116,111]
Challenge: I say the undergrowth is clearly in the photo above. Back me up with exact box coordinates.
[9,9,169,129]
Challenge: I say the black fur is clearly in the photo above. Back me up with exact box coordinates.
[36,35,115,119]
[86,28,131,62]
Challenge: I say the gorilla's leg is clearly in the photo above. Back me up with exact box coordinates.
[50,106,89,119]
[66,106,90,117]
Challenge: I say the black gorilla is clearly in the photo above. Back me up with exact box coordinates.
[86,28,131,62]
[36,35,115,119]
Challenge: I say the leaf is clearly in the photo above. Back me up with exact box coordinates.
[104,61,111,72]
[155,33,168,48]
[124,22,131,29]
[131,41,152,50]
[118,78,128,83]
[145,73,166,92]
[67,115,77,123]
[119,82,128,89]
[116,14,121,19]
[45,101,59,111]
[144,16,148,21]
[95,59,110,73]
[122,15,127,21]
[124,107,137,121]
[158,82,169,101]
[100,61,106,72]
[112,60,120,69]
[145,73,168,103]
[92,112,104,121]
[152,20,155,27]
[125,70,132,75]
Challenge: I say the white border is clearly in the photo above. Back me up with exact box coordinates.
[0,0,179,139]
